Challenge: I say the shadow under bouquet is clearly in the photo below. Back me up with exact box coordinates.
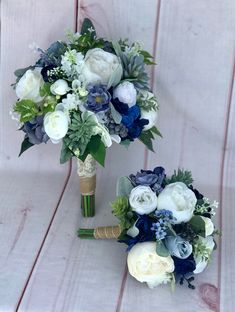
[11,18,161,217]
[78,166,219,290]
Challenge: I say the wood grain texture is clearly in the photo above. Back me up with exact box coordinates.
[121,1,235,311]
[219,55,235,312]
[0,0,234,311]
[16,1,159,310]
[0,0,74,310]
[0,0,74,173]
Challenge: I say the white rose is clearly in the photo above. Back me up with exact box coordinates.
[194,236,215,274]
[44,111,68,143]
[82,48,122,87]
[157,182,197,224]
[16,68,44,102]
[201,216,214,236]
[50,79,70,95]
[141,109,158,131]
[127,242,174,288]
[129,186,158,215]
[113,81,137,107]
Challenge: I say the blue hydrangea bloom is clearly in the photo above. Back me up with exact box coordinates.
[86,84,111,113]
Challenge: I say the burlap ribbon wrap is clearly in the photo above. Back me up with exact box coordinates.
[77,155,96,195]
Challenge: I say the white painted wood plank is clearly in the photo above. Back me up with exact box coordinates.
[0,169,71,311]
[121,1,235,311]
[17,1,159,310]
[220,61,235,311]
[0,1,74,310]
[0,0,75,173]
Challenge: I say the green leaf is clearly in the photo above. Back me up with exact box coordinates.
[120,139,131,149]
[110,103,122,124]
[87,135,106,167]
[139,130,155,152]
[14,99,39,122]
[116,176,134,197]
[156,240,170,257]
[189,216,206,237]
[165,169,193,186]
[81,18,96,38]
[39,82,51,97]
[150,126,162,138]
[60,141,73,164]
[18,138,34,156]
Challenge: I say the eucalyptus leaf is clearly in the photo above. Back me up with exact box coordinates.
[110,103,122,124]
[116,176,134,197]
[156,240,170,257]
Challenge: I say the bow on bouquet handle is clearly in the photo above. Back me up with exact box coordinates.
[11,18,162,217]
[78,166,220,290]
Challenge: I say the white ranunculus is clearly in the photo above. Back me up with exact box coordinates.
[16,68,44,102]
[194,236,215,274]
[201,216,214,236]
[165,236,192,259]
[82,48,122,87]
[113,81,137,107]
[157,182,197,224]
[50,79,70,95]
[141,109,158,131]
[127,242,174,288]
[44,111,69,143]
[129,186,158,215]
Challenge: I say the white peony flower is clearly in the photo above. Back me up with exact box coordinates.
[44,111,69,143]
[82,48,122,87]
[129,185,158,215]
[127,242,174,288]
[157,182,197,224]
[50,79,70,95]
[113,81,137,107]
[141,109,158,131]
[16,68,44,103]
[201,216,214,236]
[194,236,215,274]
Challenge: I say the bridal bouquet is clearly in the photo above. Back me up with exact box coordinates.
[11,19,160,217]
[78,166,219,289]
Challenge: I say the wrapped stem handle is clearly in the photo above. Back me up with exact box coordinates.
[78,225,121,239]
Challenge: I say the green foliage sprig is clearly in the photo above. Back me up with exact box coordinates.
[165,169,193,186]
[111,196,135,231]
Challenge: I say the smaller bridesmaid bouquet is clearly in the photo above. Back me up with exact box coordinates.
[78,166,219,290]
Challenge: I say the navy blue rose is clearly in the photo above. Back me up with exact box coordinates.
[119,214,155,250]
[86,84,111,113]
[130,166,166,193]
[173,254,196,276]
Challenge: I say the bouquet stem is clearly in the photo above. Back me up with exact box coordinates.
[77,155,96,217]
[78,225,121,239]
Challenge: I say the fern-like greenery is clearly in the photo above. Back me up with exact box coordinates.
[165,169,193,186]
[111,196,135,230]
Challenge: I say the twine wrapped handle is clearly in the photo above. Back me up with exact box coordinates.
[94,225,121,239]
[78,225,121,239]
[77,155,96,217]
